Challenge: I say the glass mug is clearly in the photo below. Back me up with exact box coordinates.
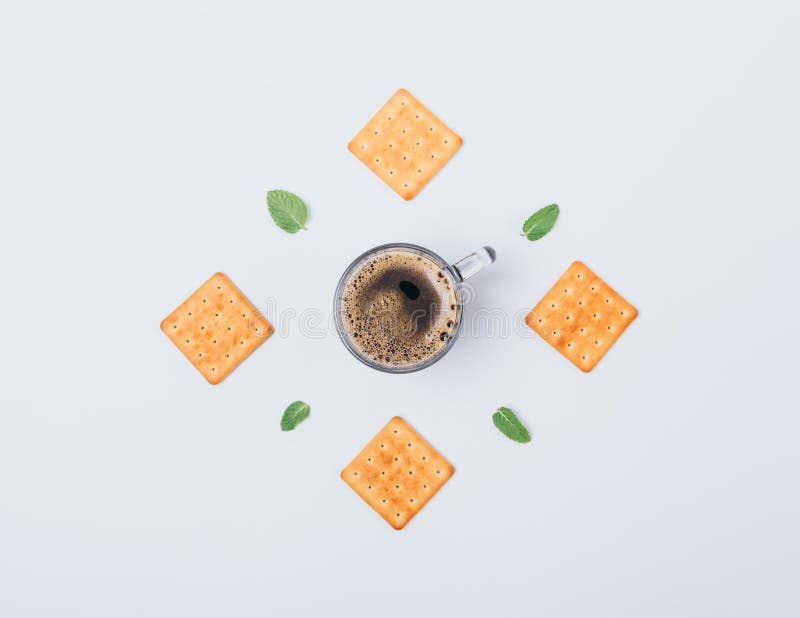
[334,243,495,373]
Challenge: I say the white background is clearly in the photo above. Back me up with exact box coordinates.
[1,1,799,616]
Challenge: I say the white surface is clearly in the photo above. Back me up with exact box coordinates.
[1,1,799,616]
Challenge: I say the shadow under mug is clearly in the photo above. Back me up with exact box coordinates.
[333,242,496,373]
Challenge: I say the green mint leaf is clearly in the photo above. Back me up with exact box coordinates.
[267,189,308,233]
[492,407,531,443]
[280,400,310,431]
[522,203,559,241]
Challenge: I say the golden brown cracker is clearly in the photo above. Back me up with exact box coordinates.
[525,261,637,372]
[341,416,454,530]
[348,88,462,200]
[160,272,273,384]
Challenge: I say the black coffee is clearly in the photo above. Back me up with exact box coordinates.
[339,250,460,369]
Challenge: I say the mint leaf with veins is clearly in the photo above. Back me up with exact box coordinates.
[280,401,310,431]
[267,189,308,233]
[492,407,531,443]
[522,203,559,241]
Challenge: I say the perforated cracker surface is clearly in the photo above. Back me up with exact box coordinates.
[341,416,454,530]
[348,89,462,200]
[160,272,273,384]
[525,261,637,372]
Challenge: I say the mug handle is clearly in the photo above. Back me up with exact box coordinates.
[452,246,496,281]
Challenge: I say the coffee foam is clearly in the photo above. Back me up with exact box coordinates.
[339,250,460,369]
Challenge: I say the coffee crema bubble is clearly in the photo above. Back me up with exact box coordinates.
[339,250,460,369]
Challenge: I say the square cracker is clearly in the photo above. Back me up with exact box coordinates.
[525,261,637,372]
[160,272,273,384]
[341,416,454,530]
[348,88,462,200]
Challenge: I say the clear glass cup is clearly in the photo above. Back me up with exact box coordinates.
[333,242,496,373]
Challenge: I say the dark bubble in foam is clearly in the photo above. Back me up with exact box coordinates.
[340,250,460,368]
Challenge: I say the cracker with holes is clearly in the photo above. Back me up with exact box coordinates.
[160,272,273,384]
[341,416,454,530]
[348,88,462,200]
[525,261,637,372]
